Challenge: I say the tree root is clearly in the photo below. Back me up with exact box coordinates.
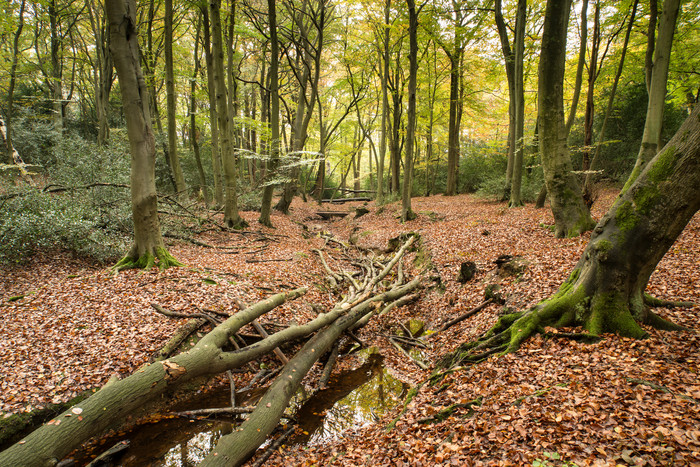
[416,397,482,424]
[643,294,696,308]
[440,280,692,370]
[112,246,183,272]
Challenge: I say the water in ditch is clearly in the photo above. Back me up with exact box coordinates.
[71,351,408,466]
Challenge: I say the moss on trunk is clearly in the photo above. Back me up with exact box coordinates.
[443,104,700,368]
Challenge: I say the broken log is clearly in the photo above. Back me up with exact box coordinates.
[317,210,350,220]
[0,236,422,467]
[0,289,307,466]
[321,197,371,204]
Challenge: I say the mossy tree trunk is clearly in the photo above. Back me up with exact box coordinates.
[107,0,181,271]
[537,0,595,237]
[445,104,700,366]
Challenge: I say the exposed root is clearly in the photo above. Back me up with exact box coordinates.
[643,294,696,308]
[112,246,184,272]
[440,283,691,369]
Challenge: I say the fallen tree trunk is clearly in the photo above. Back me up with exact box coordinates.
[0,289,306,466]
[1,235,421,466]
[202,278,421,466]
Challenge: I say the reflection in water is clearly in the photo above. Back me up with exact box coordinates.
[291,353,408,445]
[69,352,407,466]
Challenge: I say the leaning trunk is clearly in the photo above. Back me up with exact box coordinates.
[445,103,700,366]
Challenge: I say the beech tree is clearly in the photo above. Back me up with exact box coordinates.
[445,99,700,365]
[537,0,595,237]
[107,0,182,270]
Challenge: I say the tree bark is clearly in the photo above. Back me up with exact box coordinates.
[444,101,700,366]
[259,0,280,227]
[494,0,516,200]
[190,18,210,206]
[565,0,588,136]
[537,0,595,237]
[165,0,187,198]
[402,0,418,221]
[509,0,527,207]
[202,6,225,207]
[377,0,391,204]
[581,0,600,173]
[210,0,246,228]
[107,0,182,271]
[5,0,26,164]
[583,0,638,197]
[627,0,680,184]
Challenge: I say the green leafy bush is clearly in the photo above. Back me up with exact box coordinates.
[0,134,133,264]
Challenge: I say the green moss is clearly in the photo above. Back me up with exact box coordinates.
[0,390,94,449]
[629,146,677,215]
[645,145,676,184]
[567,214,595,238]
[551,268,580,299]
[596,240,613,254]
[585,293,647,338]
[614,201,639,233]
[621,164,641,194]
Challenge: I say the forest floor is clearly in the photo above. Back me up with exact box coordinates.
[1,188,699,466]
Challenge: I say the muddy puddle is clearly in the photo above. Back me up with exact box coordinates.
[69,352,408,466]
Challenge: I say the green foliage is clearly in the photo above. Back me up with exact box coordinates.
[0,135,133,264]
[476,168,544,203]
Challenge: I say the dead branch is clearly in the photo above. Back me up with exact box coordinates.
[434,299,494,334]
[388,337,429,370]
[171,407,256,418]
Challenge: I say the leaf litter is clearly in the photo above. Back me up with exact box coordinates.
[1,190,698,465]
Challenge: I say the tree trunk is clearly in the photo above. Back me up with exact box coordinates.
[627,0,680,185]
[565,0,588,136]
[583,0,638,197]
[259,0,280,227]
[211,0,246,229]
[107,0,181,271]
[4,0,25,164]
[581,0,600,174]
[444,101,700,367]
[509,0,527,207]
[537,0,595,237]
[445,55,461,197]
[275,0,325,214]
[402,0,418,222]
[494,0,516,200]
[165,0,187,198]
[202,4,224,207]
[377,0,391,204]
[190,18,210,206]
[49,0,63,136]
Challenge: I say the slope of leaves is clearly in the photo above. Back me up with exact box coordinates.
[1,190,698,466]
[265,191,700,466]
